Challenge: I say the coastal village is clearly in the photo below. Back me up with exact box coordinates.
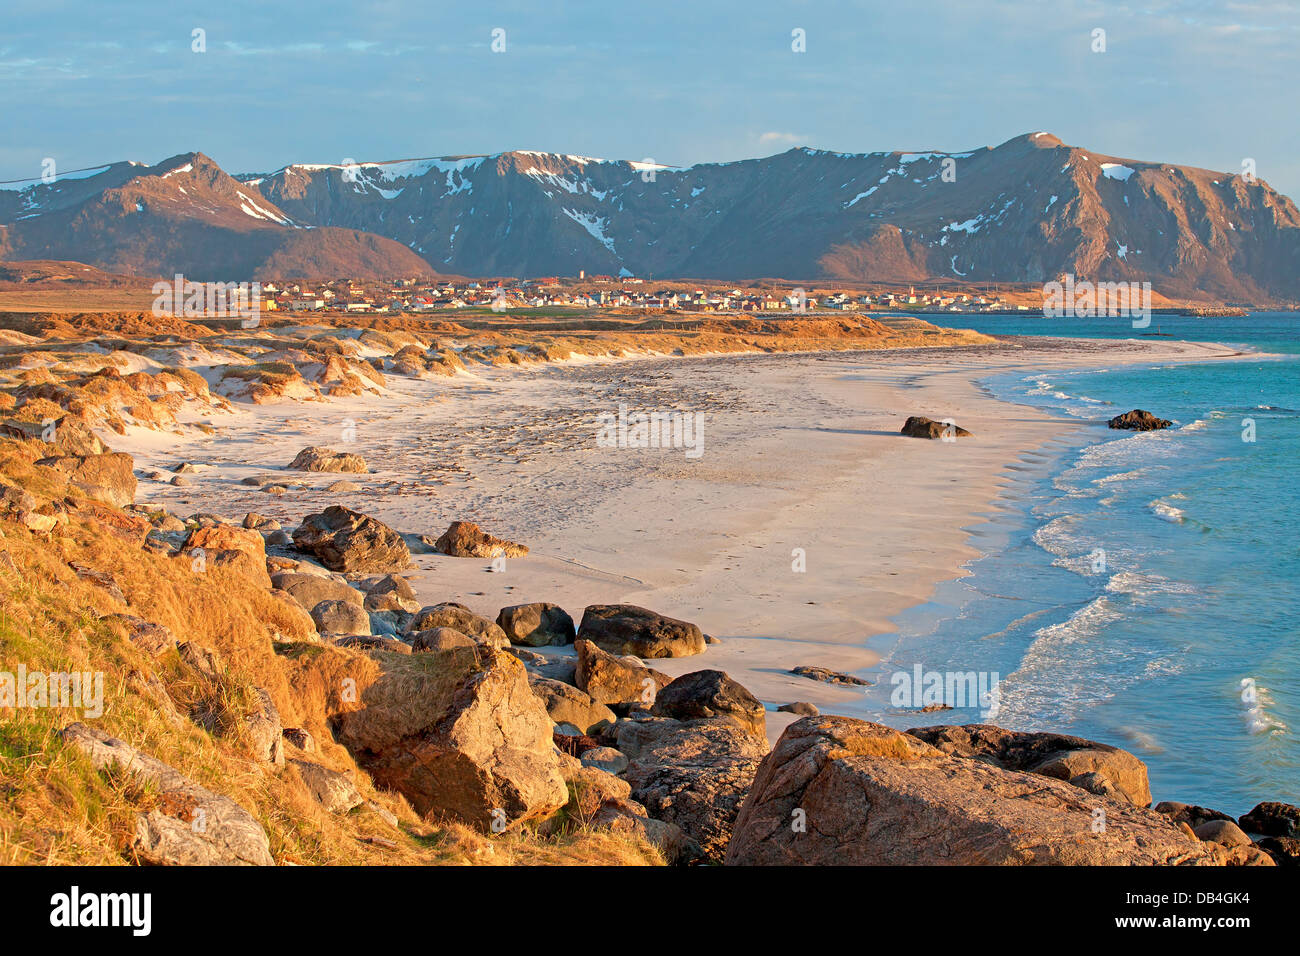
[264,275,1035,315]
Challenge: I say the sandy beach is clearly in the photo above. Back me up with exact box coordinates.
[117,334,1245,744]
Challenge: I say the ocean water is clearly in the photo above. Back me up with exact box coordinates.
[864,312,1299,815]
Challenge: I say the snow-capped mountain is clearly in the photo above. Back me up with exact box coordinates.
[2,133,1298,300]
[0,153,437,281]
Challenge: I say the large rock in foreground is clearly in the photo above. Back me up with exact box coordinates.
[1108,409,1172,431]
[37,452,137,507]
[908,724,1152,806]
[577,604,705,659]
[726,716,1218,866]
[900,416,971,440]
[331,647,568,831]
[293,506,410,573]
[624,715,769,863]
[288,446,368,473]
[59,722,274,865]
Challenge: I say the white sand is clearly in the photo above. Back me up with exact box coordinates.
[118,335,1246,744]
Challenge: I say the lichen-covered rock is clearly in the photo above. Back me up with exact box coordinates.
[59,722,274,865]
[908,724,1153,806]
[624,715,769,863]
[727,716,1218,866]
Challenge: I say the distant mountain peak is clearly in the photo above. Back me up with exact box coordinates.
[1,135,1296,300]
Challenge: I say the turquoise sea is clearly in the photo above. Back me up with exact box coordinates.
[867,312,1299,815]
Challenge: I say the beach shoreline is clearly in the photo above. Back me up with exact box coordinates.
[117,335,1253,744]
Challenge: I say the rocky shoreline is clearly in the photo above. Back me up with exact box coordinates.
[4,426,1294,866]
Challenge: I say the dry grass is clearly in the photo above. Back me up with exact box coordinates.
[0,449,661,866]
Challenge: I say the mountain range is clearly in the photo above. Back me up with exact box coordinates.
[2,132,1297,302]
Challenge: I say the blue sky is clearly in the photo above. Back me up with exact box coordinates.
[2,0,1298,199]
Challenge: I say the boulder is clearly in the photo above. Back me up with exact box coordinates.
[242,512,280,531]
[1194,819,1252,848]
[790,665,869,686]
[529,676,616,734]
[411,627,478,652]
[651,669,766,740]
[333,634,411,654]
[1239,801,1300,838]
[290,759,363,813]
[292,506,411,573]
[182,525,269,586]
[577,604,705,659]
[59,722,274,865]
[908,724,1152,806]
[580,746,628,775]
[362,574,420,614]
[311,599,371,637]
[1154,801,1234,830]
[726,716,1217,865]
[103,613,176,657]
[330,647,568,831]
[575,639,671,707]
[288,446,368,473]
[778,701,819,716]
[271,572,365,612]
[564,764,632,820]
[590,798,700,864]
[404,602,508,649]
[624,715,770,863]
[282,727,316,752]
[1108,409,1172,431]
[434,520,528,558]
[36,452,137,507]
[4,415,104,455]
[900,416,971,439]
[1256,836,1300,866]
[497,602,575,647]
[243,688,285,767]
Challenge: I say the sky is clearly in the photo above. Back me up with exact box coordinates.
[2,0,1298,199]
